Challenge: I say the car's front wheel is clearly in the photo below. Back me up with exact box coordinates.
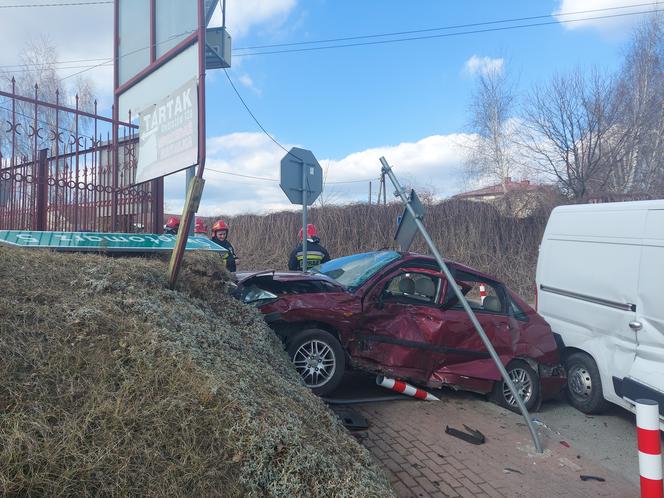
[491,360,541,413]
[287,329,345,396]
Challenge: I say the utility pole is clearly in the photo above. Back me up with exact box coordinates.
[369,180,372,205]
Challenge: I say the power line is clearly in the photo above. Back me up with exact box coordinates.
[61,28,196,80]
[234,2,660,51]
[207,167,278,182]
[0,57,109,70]
[3,62,112,74]
[0,1,111,7]
[235,8,664,57]
[222,68,296,158]
[3,4,660,75]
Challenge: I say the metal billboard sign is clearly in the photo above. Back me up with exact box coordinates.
[394,189,426,251]
[0,230,227,254]
[136,78,198,183]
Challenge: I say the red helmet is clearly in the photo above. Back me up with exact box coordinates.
[212,219,229,233]
[194,218,207,234]
[298,223,318,241]
[165,216,180,229]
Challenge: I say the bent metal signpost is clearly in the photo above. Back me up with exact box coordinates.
[0,230,227,254]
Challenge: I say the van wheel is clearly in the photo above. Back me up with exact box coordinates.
[564,352,609,414]
[287,329,345,397]
[491,360,541,413]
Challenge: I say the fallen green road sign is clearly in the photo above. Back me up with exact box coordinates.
[0,231,227,254]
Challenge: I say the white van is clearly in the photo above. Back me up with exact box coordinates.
[536,200,664,420]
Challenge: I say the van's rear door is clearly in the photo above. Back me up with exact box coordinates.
[627,209,664,413]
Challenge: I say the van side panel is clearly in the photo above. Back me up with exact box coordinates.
[537,207,643,405]
[631,210,664,392]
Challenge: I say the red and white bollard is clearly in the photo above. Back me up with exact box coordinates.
[479,283,487,304]
[636,399,663,498]
[376,376,439,401]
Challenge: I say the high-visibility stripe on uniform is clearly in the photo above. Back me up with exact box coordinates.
[296,251,325,269]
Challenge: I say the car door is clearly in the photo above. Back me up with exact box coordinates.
[432,268,517,384]
[350,268,446,383]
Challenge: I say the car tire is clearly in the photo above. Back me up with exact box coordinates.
[492,360,541,413]
[564,352,609,414]
[287,329,345,396]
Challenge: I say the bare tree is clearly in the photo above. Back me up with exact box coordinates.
[0,36,96,160]
[520,69,622,199]
[612,14,664,196]
[465,65,518,192]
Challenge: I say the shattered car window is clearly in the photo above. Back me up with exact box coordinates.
[313,251,400,290]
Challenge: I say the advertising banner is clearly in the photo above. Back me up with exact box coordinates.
[136,78,198,183]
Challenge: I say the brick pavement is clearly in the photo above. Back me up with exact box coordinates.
[354,393,639,498]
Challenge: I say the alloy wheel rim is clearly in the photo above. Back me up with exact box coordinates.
[503,367,533,406]
[292,339,336,388]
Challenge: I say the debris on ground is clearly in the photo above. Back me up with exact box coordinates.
[580,475,606,482]
[445,425,486,445]
[0,247,394,497]
[331,408,370,431]
[376,375,440,401]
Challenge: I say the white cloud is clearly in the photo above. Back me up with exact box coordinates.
[464,55,504,76]
[553,0,651,32]
[238,74,261,94]
[164,132,473,216]
[211,0,298,38]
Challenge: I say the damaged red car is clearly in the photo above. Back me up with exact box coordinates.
[235,251,565,411]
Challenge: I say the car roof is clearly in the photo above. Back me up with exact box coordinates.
[398,252,501,284]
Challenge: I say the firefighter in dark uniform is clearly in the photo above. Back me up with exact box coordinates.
[211,219,238,272]
[288,223,330,271]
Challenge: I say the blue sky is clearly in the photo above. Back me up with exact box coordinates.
[0,0,655,214]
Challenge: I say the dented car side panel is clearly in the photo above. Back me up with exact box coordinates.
[241,252,565,398]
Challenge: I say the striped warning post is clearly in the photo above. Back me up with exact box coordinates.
[479,283,487,304]
[376,375,439,401]
[636,399,663,498]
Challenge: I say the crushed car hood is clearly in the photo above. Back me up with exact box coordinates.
[235,270,346,294]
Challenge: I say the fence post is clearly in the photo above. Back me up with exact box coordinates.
[151,177,164,233]
[35,148,48,231]
[636,399,663,498]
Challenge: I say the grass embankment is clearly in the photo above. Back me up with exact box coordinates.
[0,247,393,497]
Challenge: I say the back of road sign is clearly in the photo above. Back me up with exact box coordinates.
[280,147,323,206]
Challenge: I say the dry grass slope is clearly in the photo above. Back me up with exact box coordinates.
[0,247,394,497]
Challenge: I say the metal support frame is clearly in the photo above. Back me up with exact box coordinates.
[379,156,543,454]
[167,0,208,287]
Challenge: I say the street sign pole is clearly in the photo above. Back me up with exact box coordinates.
[280,148,323,272]
[301,158,307,271]
[380,156,543,454]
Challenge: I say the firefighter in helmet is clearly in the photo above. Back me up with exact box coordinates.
[164,216,180,235]
[211,219,238,272]
[288,223,330,271]
[194,218,208,237]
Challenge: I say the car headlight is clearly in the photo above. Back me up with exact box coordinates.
[242,285,278,305]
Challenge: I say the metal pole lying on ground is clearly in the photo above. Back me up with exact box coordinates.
[379,156,543,454]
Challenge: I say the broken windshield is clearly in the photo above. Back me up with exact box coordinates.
[312,251,400,290]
